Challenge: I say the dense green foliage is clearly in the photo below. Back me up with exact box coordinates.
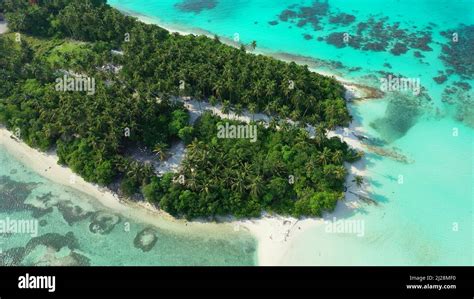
[0,33,188,188]
[154,113,359,219]
[2,0,351,127]
[0,0,359,219]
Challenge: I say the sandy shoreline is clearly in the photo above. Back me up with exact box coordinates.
[0,128,246,238]
[0,12,371,265]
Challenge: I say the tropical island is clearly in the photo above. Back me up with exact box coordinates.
[0,0,361,220]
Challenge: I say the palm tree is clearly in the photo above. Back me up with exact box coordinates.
[209,96,218,107]
[263,102,273,116]
[222,100,231,118]
[332,150,344,164]
[264,80,276,99]
[249,175,264,199]
[317,148,331,166]
[352,175,364,188]
[212,80,224,99]
[187,170,198,190]
[305,157,318,174]
[268,118,278,130]
[250,40,257,51]
[248,103,257,121]
[232,171,247,194]
[314,124,327,147]
[126,161,143,182]
[333,166,346,180]
[187,140,206,163]
[153,142,168,161]
[295,129,309,144]
[235,103,243,120]
[290,109,301,121]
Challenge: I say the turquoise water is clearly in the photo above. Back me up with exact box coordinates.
[0,146,257,266]
[108,0,473,265]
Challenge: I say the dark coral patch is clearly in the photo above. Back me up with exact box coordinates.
[362,42,387,52]
[0,247,25,266]
[325,32,347,48]
[441,84,473,127]
[175,0,217,13]
[329,13,356,25]
[25,232,80,254]
[390,42,408,55]
[133,228,158,252]
[89,211,121,235]
[31,206,53,218]
[322,16,434,56]
[57,200,93,225]
[433,75,447,84]
[278,1,328,31]
[453,81,471,91]
[413,51,424,58]
[439,25,474,79]
[370,92,428,142]
[0,176,38,212]
[21,232,90,266]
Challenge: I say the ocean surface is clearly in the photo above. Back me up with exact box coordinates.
[107,0,473,265]
[0,0,472,265]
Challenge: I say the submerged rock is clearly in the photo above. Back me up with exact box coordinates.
[390,42,408,55]
[364,144,413,164]
[370,92,431,143]
[57,200,93,225]
[439,25,474,79]
[441,84,474,127]
[175,0,217,13]
[133,227,158,252]
[329,13,356,26]
[24,245,90,266]
[0,247,25,266]
[433,74,448,84]
[0,176,38,212]
[31,206,53,218]
[25,232,79,254]
[89,211,121,235]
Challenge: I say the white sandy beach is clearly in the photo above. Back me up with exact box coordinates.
[0,112,369,265]
[237,117,369,265]
[0,128,244,238]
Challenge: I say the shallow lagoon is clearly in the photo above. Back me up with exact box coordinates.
[0,147,257,266]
